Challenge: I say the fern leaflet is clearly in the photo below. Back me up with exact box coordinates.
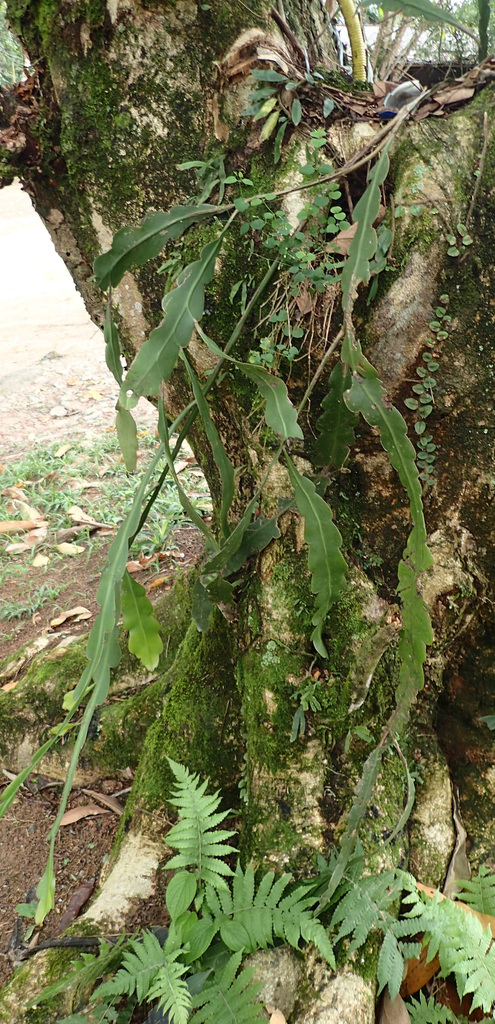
[407,992,463,1024]
[93,930,175,1005]
[376,930,405,1002]
[455,865,495,916]
[166,758,237,890]
[145,950,192,1024]
[404,889,495,1013]
[204,863,336,967]
[189,952,265,1024]
[330,869,414,952]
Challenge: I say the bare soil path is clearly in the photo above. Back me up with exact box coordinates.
[0,181,156,460]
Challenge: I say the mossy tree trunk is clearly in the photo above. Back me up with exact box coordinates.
[1,0,495,1018]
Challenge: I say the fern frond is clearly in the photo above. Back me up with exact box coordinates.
[404,890,495,1013]
[94,930,169,1004]
[407,992,461,1024]
[456,866,495,916]
[445,913,495,1013]
[204,863,335,967]
[376,931,404,1002]
[146,949,192,1024]
[189,952,265,1024]
[166,758,237,890]
[330,870,406,952]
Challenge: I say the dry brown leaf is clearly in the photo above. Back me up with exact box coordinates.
[32,553,50,567]
[14,499,44,521]
[82,388,103,400]
[126,560,144,574]
[401,943,440,997]
[435,85,475,105]
[175,459,194,473]
[1,679,21,692]
[148,576,172,590]
[65,478,98,490]
[50,606,92,628]
[329,222,358,255]
[52,879,95,935]
[4,541,30,553]
[28,525,48,543]
[60,804,110,825]
[269,1011,287,1024]
[68,506,110,528]
[57,542,86,556]
[378,992,411,1024]
[373,80,388,101]
[56,526,91,543]
[1,485,27,499]
[413,102,440,121]
[82,788,124,816]
[295,286,315,315]
[0,519,45,534]
[443,788,470,898]
[54,444,73,457]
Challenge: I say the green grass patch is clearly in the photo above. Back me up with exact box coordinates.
[0,431,210,622]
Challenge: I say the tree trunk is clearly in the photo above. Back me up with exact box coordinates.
[1,1,495,1020]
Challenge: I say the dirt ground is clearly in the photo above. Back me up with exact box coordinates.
[0,181,157,459]
[0,183,197,988]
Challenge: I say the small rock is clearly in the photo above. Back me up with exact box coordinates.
[49,405,68,417]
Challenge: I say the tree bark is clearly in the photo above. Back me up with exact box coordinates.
[1,1,495,1019]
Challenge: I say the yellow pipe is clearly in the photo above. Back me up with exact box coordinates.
[338,0,368,81]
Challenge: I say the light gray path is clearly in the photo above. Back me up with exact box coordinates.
[0,182,155,456]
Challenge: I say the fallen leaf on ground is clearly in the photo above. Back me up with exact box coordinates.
[54,444,73,457]
[82,788,124,815]
[82,388,104,400]
[56,526,91,543]
[57,542,86,555]
[295,285,315,314]
[1,679,21,692]
[174,458,193,473]
[32,553,50,567]
[65,478,98,489]
[0,519,47,534]
[4,541,30,552]
[52,880,96,935]
[378,992,411,1023]
[269,1011,287,1024]
[60,804,110,825]
[1,486,27,499]
[435,85,475,105]
[50,606,92,628]
[126,560,145,574]
[400,943,440,997]
[148,576,173,589]
[14,500,44,521]
[68,505,111,528]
